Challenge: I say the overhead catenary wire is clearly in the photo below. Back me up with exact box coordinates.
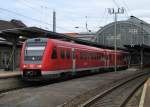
[20,0,86,32]
[121,0,132,15]
[18,0,107,32]
[17,0,44,14]
[112,0,120,8]
[0,7,53,26]
[0,7,77,32]
[117,0,129,17]
[19,0,82,30]
[111,0,129,20]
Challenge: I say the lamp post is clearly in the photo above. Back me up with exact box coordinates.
[140,22,144,71]
[108,7,124,72]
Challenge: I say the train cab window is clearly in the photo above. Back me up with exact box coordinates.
[51,48,57,59]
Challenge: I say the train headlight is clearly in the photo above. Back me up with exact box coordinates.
[37,64,42,68]
[23,64,27,68]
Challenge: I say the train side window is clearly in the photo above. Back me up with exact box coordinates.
[75,53,78,59]
[101,54,105,61]
[95,53,96,60]
[84,53,86,60]
[97,53,99,60]
[99,54,101,59]
[92,54,94,60]
[91,54,93,60]
[87,53,89,60]
[61,49,65,59]
[51,47,57,59]
[66,50,70,59]
[98,54,100,60]
[80,52,83,60]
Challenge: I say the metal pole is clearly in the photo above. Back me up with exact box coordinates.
[108,7,124,72]
[140,46,143,71]
[12,37,17,71]
[140,22,143,71]
[85,16,91,32]
[114,13,117,72]
[53,10,56,32]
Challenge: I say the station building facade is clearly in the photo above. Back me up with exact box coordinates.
[0,19,25,70]
[0,43,21,70]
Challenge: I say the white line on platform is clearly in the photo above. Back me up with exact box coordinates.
[139,79,148,107]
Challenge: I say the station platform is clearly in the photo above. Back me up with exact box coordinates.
[0,71,20,79]
[139,78,150,107]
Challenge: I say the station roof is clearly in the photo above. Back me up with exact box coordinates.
[0,19,26,30]
[0,26,126,50]
[124,44,150,53]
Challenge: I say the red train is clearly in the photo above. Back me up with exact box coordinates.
[20,38,129,81]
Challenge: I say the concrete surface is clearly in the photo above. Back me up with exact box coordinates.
[140,78,150,107]
[0,71,23,93]
[0,71,20,79]
[0,68,142,107]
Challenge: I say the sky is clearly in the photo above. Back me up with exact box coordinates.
[0,0,150,33]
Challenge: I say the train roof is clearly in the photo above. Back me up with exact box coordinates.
[25,38,128,53]
[49,39,105,52]
[49,39,128,54]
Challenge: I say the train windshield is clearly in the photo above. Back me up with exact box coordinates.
[24,41,47,64]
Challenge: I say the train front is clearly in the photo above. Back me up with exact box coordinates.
[20,38,48,81]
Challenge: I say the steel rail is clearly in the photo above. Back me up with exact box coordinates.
[80,72,149,107]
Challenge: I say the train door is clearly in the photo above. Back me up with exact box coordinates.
[104,51,107,68]
[72,48,76,74]
[106,52,109,68]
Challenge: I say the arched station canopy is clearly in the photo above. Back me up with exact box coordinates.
[96,16,150,48]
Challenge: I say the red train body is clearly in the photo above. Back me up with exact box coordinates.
[20,38,129,81]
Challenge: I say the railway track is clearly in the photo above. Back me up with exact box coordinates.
[60,71,150,107]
